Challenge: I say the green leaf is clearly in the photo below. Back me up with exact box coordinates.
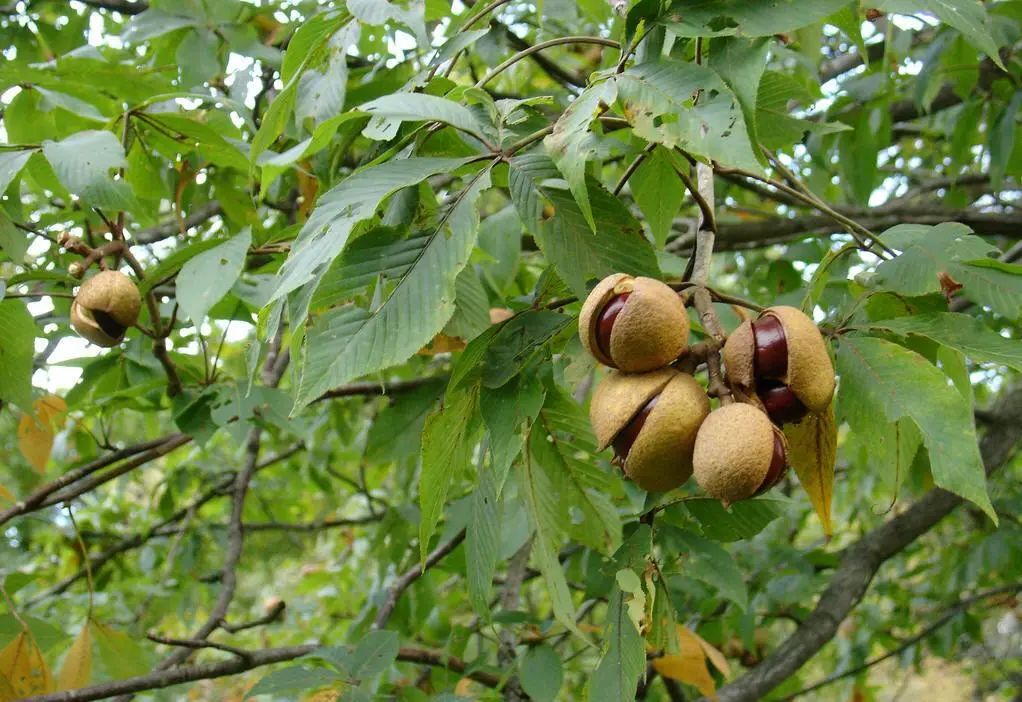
[852,312,1022,371]
[349,0,428,45]
[481,311,572,388]
[122,8,197,43]
[661,0,851,36]
[250,83,297,161]
[708,37,770,151]
[41,131,138,210]
[954,258,1022,320]
[508,152,558,232]
[543,81,615,231]
[281,9,349,84]
[879,0,1005,69]
[90,621,152,681]
[681,498,784,542]
[480,373,547,491]
[672,530,748,610]
[757,71,850,149]
[444,267,491,341]
[0,150,33,195]
[467,459,501,618]
[837,335,995,521]
[418,386,480,563]
[0,215,28,265]
[519,429,582,637]
[245,666,342,699]
[273,156,478,302]
[614,59,762,172]
[521,645,563,702]
[176,229,251,323]
[0,300,35,412]
[347,630,399,681]
[360,93,491,141]
[364,380,445,463]
[630,147,683,249]
[989,91,1022,187]
[533,181,660,299]
[295,167,491,408]
[588,587,644,702]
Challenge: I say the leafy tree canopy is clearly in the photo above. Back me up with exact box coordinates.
[1,0,1021,700]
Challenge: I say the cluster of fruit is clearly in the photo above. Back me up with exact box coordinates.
[580,274,835,505]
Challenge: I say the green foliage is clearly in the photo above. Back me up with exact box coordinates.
[1,1,1021,701]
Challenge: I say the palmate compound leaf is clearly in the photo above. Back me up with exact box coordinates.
[837,335,995,521]
[294,165,493,408]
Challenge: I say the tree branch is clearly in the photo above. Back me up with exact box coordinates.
[710,383,1022,702]
[134,202,223,244]
[373,529,467,629]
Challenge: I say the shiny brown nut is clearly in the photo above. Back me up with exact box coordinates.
[579,273,689,372]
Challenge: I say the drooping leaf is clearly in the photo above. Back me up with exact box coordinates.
[295,167,492,407]
[837,335,995,521]
[854,312,1022,371]
[418,386,480,563]
[0,631,53,697]
[783,404,837,535]
[17,395,67,473]
[0,299,35,412]
[661,0,852,37]
[652,626,724,699]
[588,587,644,702]
[41,130,138,210]
[0,150,33,194]
[630,147,684,249]
[879,0,1005,69]
[56,624,92,692]
[176,229,251,323]
[533,181,660,299]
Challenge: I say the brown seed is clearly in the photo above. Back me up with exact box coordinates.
[757,381,808,425]
[596,292,631,361]
[752,314,788,379]
[754,432,788,496]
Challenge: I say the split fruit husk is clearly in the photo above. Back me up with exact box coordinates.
[722,305,835,414]
[590,367,710,492]
[692,403,788,505]
[71,270,142,347]
[579,273,689,372]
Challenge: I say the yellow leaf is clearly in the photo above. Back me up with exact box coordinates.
[0,672,17,702]
[0,485,13,505]
[0,631,54,696]
[17,395,68,474]
[454,678,476,696]
[57,624,92,691]
[652,626,717,700]
[691,630,731,679]
[783,403,837,536]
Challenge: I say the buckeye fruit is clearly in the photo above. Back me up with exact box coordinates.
[589,368,710,492]
[692,403,789,505]
[723,306,835,424]
[579,273,689,372]
[70,270,142,347]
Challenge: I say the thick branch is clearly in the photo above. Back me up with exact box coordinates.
[21,644,511,702]
[710,383,1022,702]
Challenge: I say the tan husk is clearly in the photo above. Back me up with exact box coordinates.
[579,273,632,367]
[71,270,141,347]
[693,403,778,505]
[763,306,835,413]
[624,372,710,492]
[589,367,676,451]
[722,319,755,391]
[579,274,689,372]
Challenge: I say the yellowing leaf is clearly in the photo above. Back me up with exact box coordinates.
[454,677,476,696]
[783,403,837,535]
[0,630,54,696]
[0,672,17,702]
[0,485,13,505]
[17,395,68,474]
[652,626,717,700]
[692,630,731,679]
[57,624,92,691]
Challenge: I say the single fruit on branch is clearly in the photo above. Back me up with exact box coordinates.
[692,403,789,505]
[579,273,689,372]
[70,270,141,347]
[589,368,710,492]
[723,306,834,425]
